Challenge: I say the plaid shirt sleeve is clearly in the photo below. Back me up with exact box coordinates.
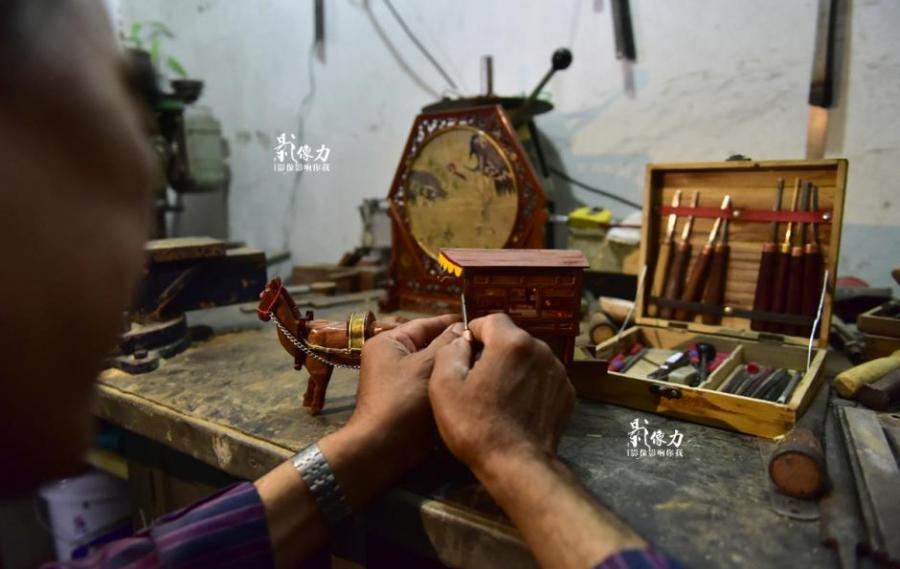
[41,482,274,569]
[596,548,686,569]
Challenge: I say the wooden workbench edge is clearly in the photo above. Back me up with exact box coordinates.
[96,383,292,479]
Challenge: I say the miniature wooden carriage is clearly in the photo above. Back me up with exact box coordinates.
[438,248,588,364]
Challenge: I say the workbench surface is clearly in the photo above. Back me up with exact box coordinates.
[97,299,837,568]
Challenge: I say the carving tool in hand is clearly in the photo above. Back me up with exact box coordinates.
[751,179,784,331]
[649,190,682,317]
[801,184,823,336]
[660,191,698,319]
[785,183,811,335]
[460,292,472,342]
[674,195,731,322]
[700,207,731,325]
[770,180,802,332]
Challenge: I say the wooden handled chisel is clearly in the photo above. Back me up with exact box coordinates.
[770,179,802,332]
[801,184,823,336]
[785,183,810,335]
[700,210,730,325]
[674,195,731,322]
[751,179,784,331]
[660,191,698,319]
[649,190,682,317]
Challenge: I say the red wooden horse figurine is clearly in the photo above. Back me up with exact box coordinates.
[257,277,407,414]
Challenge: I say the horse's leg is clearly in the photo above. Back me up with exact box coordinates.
[304,359,334,415]
[301,369,316,408]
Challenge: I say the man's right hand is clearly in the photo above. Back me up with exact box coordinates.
[428,313,576,474]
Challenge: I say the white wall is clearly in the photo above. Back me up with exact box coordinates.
[118,0,900,290]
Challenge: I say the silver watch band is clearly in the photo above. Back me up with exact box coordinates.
[291,444,351,526]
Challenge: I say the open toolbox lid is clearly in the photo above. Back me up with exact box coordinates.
[635,159,847,349]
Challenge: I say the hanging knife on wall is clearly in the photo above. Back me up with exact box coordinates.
[610,0,637,61]
[805,0,840,159]
[314,0,325,62]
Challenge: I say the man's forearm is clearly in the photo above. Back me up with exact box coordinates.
[474,445,646,569]
[255,425,411,569]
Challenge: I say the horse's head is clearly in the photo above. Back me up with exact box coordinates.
[257,277,286,321]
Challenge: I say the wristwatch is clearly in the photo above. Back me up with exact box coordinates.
[291,444,351,526]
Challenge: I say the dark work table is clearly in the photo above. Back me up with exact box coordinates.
[95,296,842,568]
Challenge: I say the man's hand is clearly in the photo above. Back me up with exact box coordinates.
[333,313,462,477]
[258,314,461,568]
[428,314,647,569]
[429,313,575,474]
[317,314,463,507]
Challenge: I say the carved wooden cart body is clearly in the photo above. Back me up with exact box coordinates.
[438,248,588,364]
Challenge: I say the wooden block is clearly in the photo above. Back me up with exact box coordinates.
[858,301,900,338]
[857,369,900,411]
[146,237,226,263]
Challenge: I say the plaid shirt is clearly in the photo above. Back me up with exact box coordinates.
[42,483,272,569]
[41,481,682,569]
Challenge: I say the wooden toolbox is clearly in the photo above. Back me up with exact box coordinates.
[572,159,847,438]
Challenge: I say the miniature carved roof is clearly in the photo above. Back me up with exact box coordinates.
[438,248,589,276]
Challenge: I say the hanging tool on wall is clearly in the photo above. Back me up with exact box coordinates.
[700,208,731,325]
[674,195,731,322]
[314,0,325,62]
[660,191,698,319]
[649,190,682,317]
[610,0,637,61]
[751,179,784,331]
[770,180,801,332]
[785,183,811,335]
[806,0,841,159]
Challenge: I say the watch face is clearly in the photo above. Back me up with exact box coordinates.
[405,126,520,260]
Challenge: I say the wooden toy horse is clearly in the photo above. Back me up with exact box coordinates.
[257,277,407,414]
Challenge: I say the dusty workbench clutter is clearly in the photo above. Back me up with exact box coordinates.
[95,298,847,568]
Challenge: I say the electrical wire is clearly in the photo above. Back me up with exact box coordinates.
[382,0,458,90]
[548,166,642,210]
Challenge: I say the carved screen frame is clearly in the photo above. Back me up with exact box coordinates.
[382,105,547,313]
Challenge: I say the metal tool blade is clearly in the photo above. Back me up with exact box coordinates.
[820,403,865,569]
[838,406,900,564]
